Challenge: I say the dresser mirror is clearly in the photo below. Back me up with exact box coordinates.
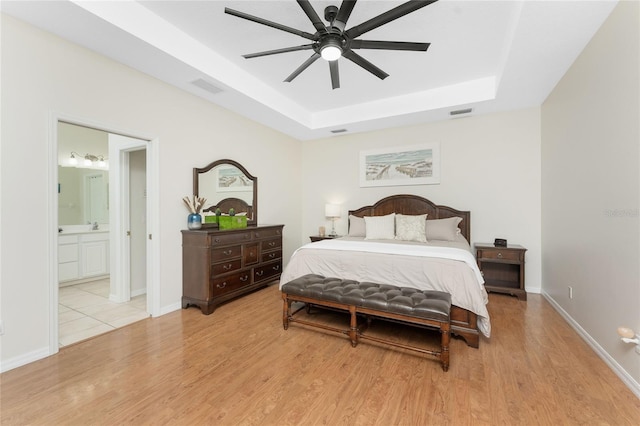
[193,159,257,227]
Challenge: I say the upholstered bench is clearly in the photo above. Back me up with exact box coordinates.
[281,274,452,371]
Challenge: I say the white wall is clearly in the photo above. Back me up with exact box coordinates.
[541,1,639,389]
[301,108,542,292]
[0,14,301,369]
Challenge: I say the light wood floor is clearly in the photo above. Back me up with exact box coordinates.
[2,284,639,425]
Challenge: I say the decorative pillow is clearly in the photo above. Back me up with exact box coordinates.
[426,217,463,241]
[395,214,427,242]
[348,215,366,237]
[364,213,396,240]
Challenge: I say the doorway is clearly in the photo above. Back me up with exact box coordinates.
[51,117,158,351]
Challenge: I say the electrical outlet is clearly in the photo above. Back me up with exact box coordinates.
[568,286,573,299]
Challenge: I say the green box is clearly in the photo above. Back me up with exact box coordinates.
[204,215,218,224]
[218,215,247,229]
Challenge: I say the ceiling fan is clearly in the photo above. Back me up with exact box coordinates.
[225,0,438,89]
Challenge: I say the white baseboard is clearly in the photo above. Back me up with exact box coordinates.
[159,302,181,317]
[0,346,51,373]
[131,288,147,298]
[543,291,640,399]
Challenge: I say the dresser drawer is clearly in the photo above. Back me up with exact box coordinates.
[211,259,242,275]
[212,270,252,296]
[261,238,282,251]
[244,243,259,265]
[253,228,282,240]
[211,245,242,262]
[261,249,282,263]
[254,260,282,282]
[477,249,522,262]
[209,231,252,246]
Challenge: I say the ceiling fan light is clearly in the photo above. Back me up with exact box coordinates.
[321,45,342,61]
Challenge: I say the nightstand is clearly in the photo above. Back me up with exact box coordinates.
[475,243,527,300]
[309,235,339,242]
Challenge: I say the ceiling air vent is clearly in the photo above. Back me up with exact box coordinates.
[331,129,347,134]
[191,78,223,95]
[450,108,472,116]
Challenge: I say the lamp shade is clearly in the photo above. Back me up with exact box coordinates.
[325,204,341,218]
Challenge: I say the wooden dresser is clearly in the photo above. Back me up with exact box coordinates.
[182,224,284,314]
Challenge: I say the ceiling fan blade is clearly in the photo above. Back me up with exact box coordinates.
[343,50,389,80]
[284,52,321,82]
[334,0,357,33]
[329,60,340,89]
[243,44,315,59]
[225,7,317,41]
[350,40,430,52]
[297,0,328,35]
[344,0,438,39]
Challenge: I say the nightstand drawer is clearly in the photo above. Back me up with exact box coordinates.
[477,249,522,262]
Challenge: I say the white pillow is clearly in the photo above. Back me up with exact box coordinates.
[348,215,366,237]
[426,217,462,241]
[364,213,396,240]
[395,214,427,243]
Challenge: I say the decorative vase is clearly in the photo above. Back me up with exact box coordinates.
[187,213,202,230]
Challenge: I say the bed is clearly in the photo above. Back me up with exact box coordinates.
[279,194,489,348]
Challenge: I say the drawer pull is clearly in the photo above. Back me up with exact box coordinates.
[272,265,280,271]
[214,238,221,243]
[223,264,233,271]
[217,282,227,289]
[268,242,276,247]
[223,249,233,256]
[244,234,250,239]
[497,252,503,259]
[267,253,275,259]
[256,270,264,277]
[240,275,249,282]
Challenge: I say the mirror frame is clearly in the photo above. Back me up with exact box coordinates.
[193,159,258,227]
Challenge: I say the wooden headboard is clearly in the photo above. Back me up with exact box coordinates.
[204,197,253,218]
[348,194,471,242]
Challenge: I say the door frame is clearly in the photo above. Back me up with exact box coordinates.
[48,112,160,355]
[108,134,146,304]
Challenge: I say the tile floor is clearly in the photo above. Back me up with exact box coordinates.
[58,279,149,347]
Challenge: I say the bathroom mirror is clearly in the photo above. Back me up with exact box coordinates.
[58,122,110,226]
[194,159,257,227]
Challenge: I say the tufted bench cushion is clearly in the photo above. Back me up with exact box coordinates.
[281,274,452,371]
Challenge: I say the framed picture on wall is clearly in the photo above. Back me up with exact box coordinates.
[359,142,440,187]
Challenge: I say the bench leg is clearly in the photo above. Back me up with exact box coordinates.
[441,322,450,372]
[349,305,358,347]
[282,293,291,330]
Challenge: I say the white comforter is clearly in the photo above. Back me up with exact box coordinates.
[280,237,491,337]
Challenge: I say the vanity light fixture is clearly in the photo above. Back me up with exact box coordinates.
[69,151,80,166]
[69,152,107,167]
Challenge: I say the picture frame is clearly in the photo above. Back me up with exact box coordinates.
[359,142,440,187]
[216,166,253,192]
